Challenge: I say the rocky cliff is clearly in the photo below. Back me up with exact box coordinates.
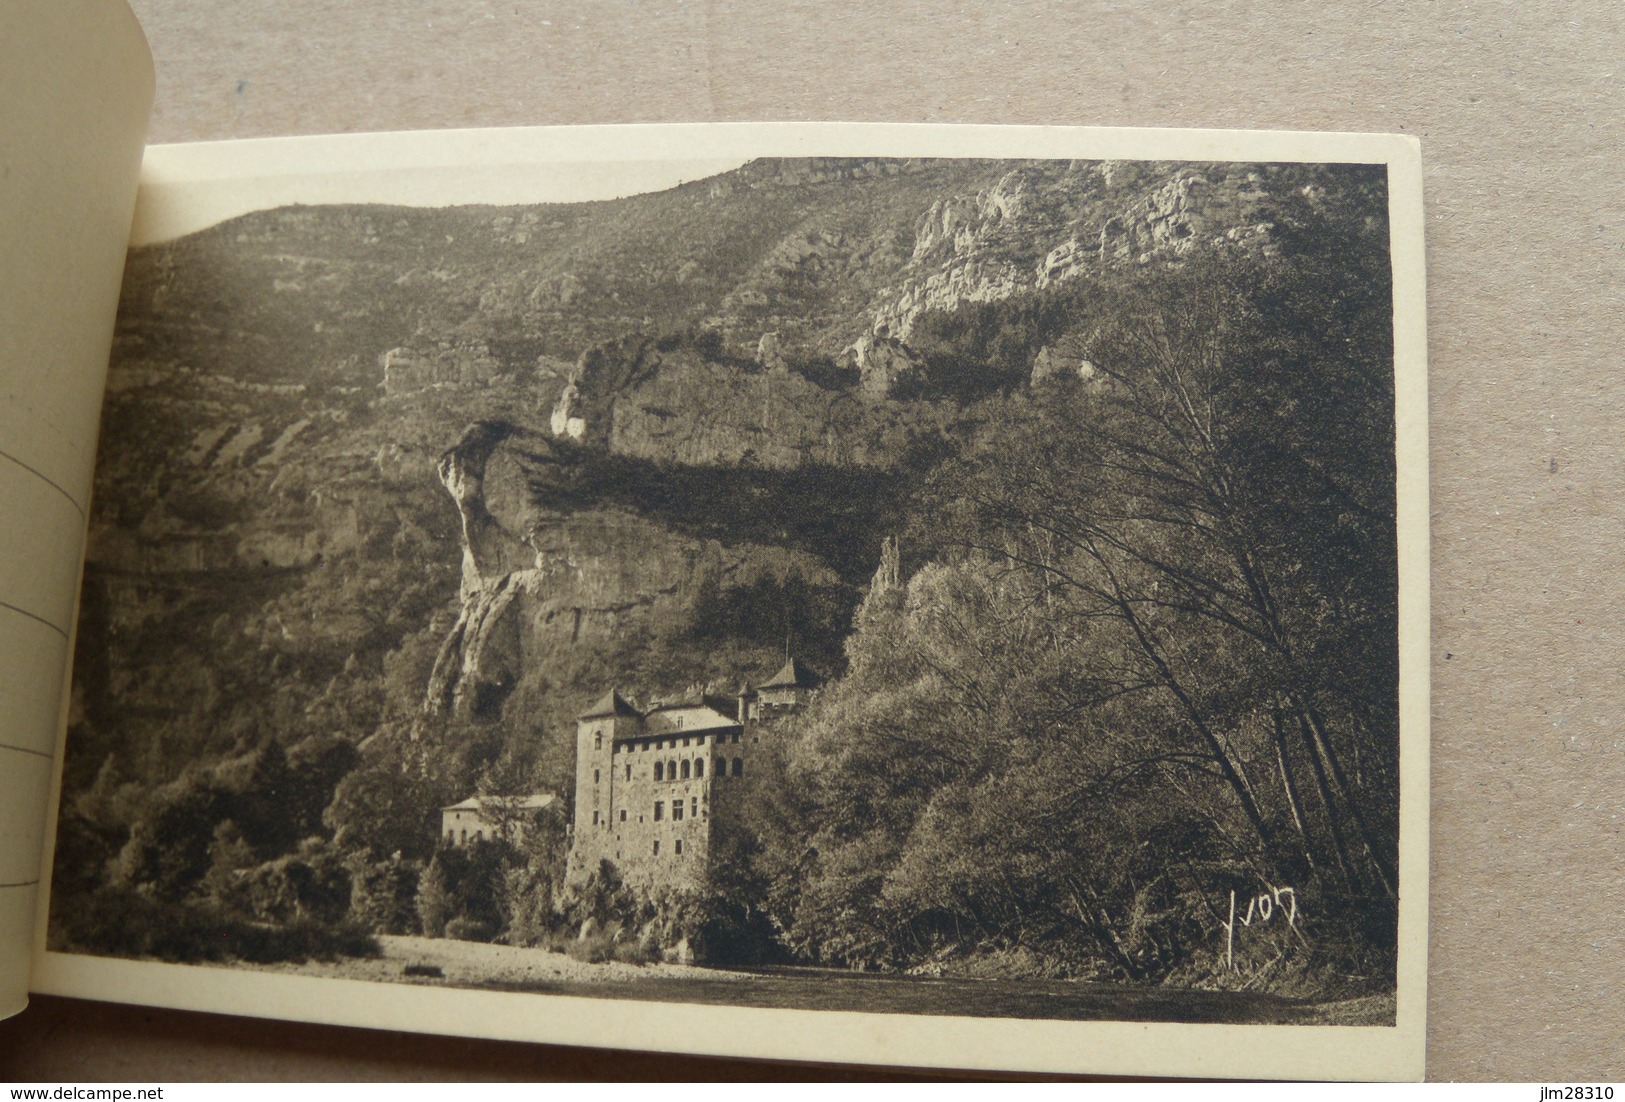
[424,417,850,725]
[867,161,1282,341]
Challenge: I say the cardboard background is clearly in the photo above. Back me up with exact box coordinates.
[3,0,1621,1081]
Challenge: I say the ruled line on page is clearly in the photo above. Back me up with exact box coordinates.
[0,447,87,521]
[0,742,52,759]
[0,599,68,640]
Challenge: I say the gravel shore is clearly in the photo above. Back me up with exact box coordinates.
[249,934,738,988]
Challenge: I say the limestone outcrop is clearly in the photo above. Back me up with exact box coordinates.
[1031,343,1098,385]
[845,328,924,397]
[549,381,585,439]
[381,338,502,394]
[425,414,851,722]
[755,331,788,373]
[867,162,1282,343]
[547,336,663,448]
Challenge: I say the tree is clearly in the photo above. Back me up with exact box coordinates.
[195,819,256,914]
[941,230,1398,910]
[111,772,228,902]
[415,837,515,938]
[324,736,448,861]
[759,182,1399,979]
[349,853,422,935]
[238,840,353,925]
[415,847,460,938]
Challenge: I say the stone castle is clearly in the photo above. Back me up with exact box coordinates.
[564,658,817,890]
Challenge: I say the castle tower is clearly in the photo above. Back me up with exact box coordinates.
[756,657,818,715]
[563,658,821,901]
[571,688,640,874]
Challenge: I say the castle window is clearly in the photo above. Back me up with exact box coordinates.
[592,810,600,826]
[460,829,467,843]
[654,801,664,821]
[594,768,600,784]
[594,733,602,750]
[475,829,484,841]
[672,801,684,821]
[653,840,660,855]
[694,759,704,778]
[732,757,743,777]
[620,809,627,822]
[668,759,677,780]
[731,732,740,744]
[654,762,664,782]
[446,830,454,843]
[691,797,698,817]
[674,839,683,856]
[625,764,631,780]
[680,760,691,780]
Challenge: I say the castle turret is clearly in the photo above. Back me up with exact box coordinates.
[757,658,817,715]
[572,689,640,866]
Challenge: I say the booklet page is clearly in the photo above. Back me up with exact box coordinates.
[0,0,153,1020]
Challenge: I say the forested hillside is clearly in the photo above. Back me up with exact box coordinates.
[750,222,1398,989]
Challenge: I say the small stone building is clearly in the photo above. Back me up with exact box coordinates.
[565,659,817,891]
[440,793,557,848]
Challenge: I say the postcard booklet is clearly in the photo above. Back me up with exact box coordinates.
[0,0,1430,1080]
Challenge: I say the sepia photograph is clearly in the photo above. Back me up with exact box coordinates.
[37,126,1428,1077]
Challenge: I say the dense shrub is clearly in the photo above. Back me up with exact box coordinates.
[561,931,657,965]
[417,838,513,938]
[228,917,381,964]
[349,856,422,935]
[50,886,379,964]
[236,843,353,925]
[444,916,498,943]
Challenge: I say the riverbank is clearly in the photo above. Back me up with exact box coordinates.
[904,944,1396,1021]
[482,960,1396,1025]
[244,934,740,988]
[228,935,1393,1026]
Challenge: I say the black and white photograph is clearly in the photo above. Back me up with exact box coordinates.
[36,126,1428,1078]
